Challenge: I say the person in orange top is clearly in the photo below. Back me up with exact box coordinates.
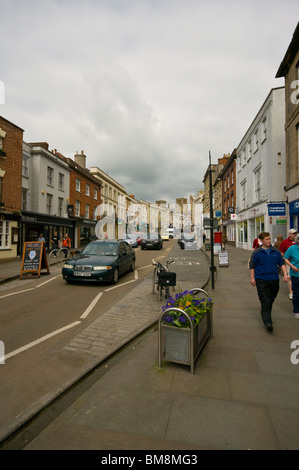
[61,233,71,257]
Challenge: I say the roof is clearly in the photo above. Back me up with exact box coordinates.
[276,22,299,78]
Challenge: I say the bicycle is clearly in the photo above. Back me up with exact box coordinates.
[152,259,176,300]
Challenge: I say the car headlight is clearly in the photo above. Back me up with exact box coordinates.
[93,266,113,271]
[63,263,73,269]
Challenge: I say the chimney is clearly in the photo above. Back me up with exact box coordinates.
[74,150,86,168]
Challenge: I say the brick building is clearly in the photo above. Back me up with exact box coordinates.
[57,150,102,247]
[0,116,24,259]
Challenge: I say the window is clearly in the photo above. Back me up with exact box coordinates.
[253,129,259,153]
[46,193,53,214]
[237,221,248,243]
[254,165,262,202]
[0,221,10,249]
[75,200,81,217]
[21,188,29,211]
[242,148,246,167]
[47,166,54,186]
[86,184,90,197]
[76,178,81,192]
[85,204,90,218]
[94,188,98,200]
[22,155,30,177]
[241,180,246,210]
[58,197,63,217]
[231,168,234,185]
[246,140,252,161]
[93,207,97,220]
[261,116,267,142]
[58,173,64,190]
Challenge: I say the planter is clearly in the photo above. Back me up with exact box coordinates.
[158,288,212,374]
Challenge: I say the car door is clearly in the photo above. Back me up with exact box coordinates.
[118,241,130,274]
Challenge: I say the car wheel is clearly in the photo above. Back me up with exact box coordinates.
[130,259,135,272]
[112,267,119,284]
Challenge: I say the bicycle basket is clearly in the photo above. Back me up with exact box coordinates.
[157,271,176,287]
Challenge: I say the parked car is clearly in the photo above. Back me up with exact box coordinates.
[121,234,138,248]
[141,232,163,250]
[178,232,198,250]
[62,239,135,284]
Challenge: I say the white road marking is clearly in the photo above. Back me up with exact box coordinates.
[80,292,104,319]
[35,275,61,288]
[0,288,35,299]
[3,321,81,362]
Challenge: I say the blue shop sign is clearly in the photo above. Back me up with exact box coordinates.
[267,203,286,216]
[289,199,299,215]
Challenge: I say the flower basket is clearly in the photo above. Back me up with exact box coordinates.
[158,288,213,374]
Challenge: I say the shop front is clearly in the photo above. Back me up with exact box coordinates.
[289,198,299,232]
[20,212,76,254]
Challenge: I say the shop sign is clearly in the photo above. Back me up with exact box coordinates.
[277,218,287,225]
[289,199,299,215]
[267,203,286,216]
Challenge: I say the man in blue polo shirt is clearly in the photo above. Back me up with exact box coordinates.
[249,232,288,332]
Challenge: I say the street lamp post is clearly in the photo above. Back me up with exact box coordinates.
[209,151,215,290]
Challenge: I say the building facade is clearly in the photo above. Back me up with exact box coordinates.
[235,87,286,250]
[220,151,237,245]
[0,116,23,259]
[19,142,73,251]
[276,22,299,232]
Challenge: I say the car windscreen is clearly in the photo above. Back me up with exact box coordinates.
[82,242,119,256]
[146,233,159,239]
[182,233,195,240]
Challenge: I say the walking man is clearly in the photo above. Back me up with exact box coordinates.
[249,232,288,332]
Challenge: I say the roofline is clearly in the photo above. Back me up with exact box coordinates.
[276,22,299,78]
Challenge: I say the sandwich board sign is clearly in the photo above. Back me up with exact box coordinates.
[218,250,229,267]
[20,241,50,279]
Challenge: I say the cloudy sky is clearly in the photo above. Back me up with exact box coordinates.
[0,0,298,205]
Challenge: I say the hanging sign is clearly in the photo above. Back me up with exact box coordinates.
[267,203,286,216]
[20,241,50,279]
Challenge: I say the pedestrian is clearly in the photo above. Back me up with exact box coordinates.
[252,237,262,251]
[249,231,288,333]
[51,231,60,250]
[38,233,45,243]
[273,234,284,249]
[284,233,299,319]
[279,228,298,300]
[61,233,71,257]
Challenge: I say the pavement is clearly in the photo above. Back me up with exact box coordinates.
[0,243,299,450]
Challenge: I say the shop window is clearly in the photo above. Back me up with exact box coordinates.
[0,220,10,249]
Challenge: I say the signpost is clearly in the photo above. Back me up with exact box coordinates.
[20,241,50,279]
